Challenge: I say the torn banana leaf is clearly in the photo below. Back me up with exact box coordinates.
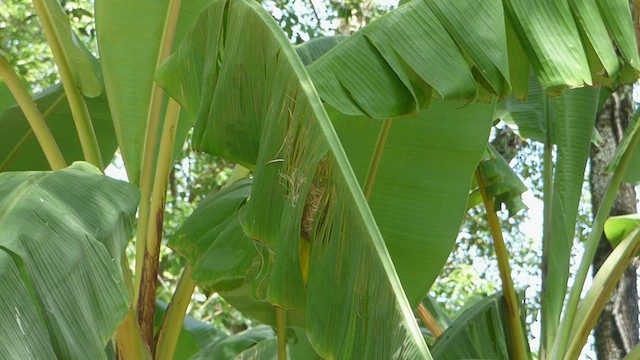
[156,0,430,358]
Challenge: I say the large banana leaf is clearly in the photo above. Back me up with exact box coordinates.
[504,75,599,353]
[299,37,512,308]
[306,0,637,119]
[0,162,139,359]
[156,0,430,358]
[327,102,494,307]
[504,0,639,88]
[306,0,505,118]
[171,30,495,312]
[0,83,117,172]
[95,0,215,185]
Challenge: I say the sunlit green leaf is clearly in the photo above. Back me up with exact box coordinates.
[604,214,640,249]
[503,0,592,90]
[595,0,640,73]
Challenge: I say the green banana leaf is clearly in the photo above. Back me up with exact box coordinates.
[0,80,14,113]
[504,73,599,353]
[0,83,117,172]
[192,325,320,360]
[169,179,254,291]
[169,181,297,326]
[328,102,494,307]
[604,214,640,250]
[550,88,600,355]
[430,292,529,359]
[95,0,215,185]
[0,252,57,359]
[473,144,528,216]
[295,36,348,66]
[170,179,312,330]
[156,0,431,358]
[0,162,139,359]
[298,36,524,308]
[306,0,505,118]
[307,0,637,119]
[168,169,317,354]
[503,0,638,91]
[191,325,319,359]
[191,326,275,360]
[217,246,307,328]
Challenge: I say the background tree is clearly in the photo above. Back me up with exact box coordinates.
[590,85,640,359]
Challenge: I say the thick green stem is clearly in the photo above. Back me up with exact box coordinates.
[134,0,183,305]
[474,168,528,360]
[155,265,196,360]
[32,0,103,168]
[563,228,640,359]
[0,56,66,170]
[137,99,181,348]
[552,111,640,359]
[276,307,287,360]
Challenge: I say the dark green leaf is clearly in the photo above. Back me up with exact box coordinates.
[0,84,117,172]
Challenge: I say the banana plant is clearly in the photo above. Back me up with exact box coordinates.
[0,0,639,359]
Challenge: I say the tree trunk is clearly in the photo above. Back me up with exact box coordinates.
[589,85,640,360]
